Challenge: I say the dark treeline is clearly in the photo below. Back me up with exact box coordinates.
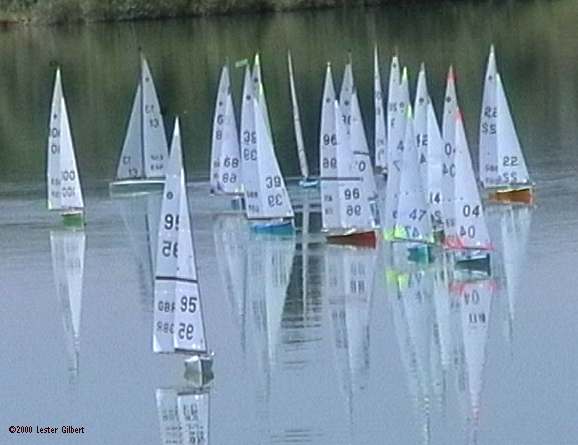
[1,0,385,23]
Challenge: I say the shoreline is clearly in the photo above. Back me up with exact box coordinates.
[0,0,391,25]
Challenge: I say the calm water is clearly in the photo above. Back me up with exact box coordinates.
[2,1,578,444]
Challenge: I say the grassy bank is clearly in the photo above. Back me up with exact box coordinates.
[0,0,384,23]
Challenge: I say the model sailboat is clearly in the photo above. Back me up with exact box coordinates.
[210,63,243,198]
[479,46,533,204]
[320,65,377,247]
[152,118,213,385]
[47,68,85,226]
[111,55,169,192]
[445,110,493,273]
[394,107,435,260]
[240,64,295,233]
[288,51,317,188]
[383,66,409,241]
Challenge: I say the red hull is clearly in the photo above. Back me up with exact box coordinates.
[489,187,534,205]
[326,231,377,248]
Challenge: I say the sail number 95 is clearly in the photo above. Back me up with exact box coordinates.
[178,323,194,340]
[180,295,198,313]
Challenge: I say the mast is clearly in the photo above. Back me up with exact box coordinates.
[287,50,310,180]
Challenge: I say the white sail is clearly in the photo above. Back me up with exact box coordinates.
[446,112,492,250]
[394,110,433,243]
[387,55,402,173]
[495,73,531,186]
[116,84,143,180]
[177,390,210,444]
[441,67,458,240]
[141,56,169,179]
[253,97,294,220]
[374,46,387,170]
[337,100,375,231]
[427,100,444,228]
[50,229,85,381]
[384,67,409,240]
[217,92,243,194]
[240,66,261,219]
[339,59,354,131]
[287,51,310,180]
[153,120,206,353]
[320,64,340,230]
[457,280,493,420]
[252,53,272,137]
[210,64,231,192]
[479,46,498,187]
[47,69,63,210]
[350,89,378,202]
[47,69,84,213]
[413,64,429,187]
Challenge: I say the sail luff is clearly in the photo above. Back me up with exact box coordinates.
[479,46,498,187]
[141,56,169,179]
[47,69,63,210]
[116,84,144,180]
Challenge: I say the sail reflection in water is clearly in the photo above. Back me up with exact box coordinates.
[156,387,210,445]
[451,278,495,442]
[212,215,249,345]
[116,191,162,312]
[50,229,86,384]
[324,244,376,437]
[488,204,532,346]
[247,232,296,378]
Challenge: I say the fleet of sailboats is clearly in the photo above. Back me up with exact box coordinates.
[41,46,535,409]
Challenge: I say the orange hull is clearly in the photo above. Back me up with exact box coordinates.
[326,230,377,248]
[489,187,534,205]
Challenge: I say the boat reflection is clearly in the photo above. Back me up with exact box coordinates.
[50,228,86,384]
[488,204,532,349]
[115,191,162,312]
[324,243,377,440]
[155,386,210,445]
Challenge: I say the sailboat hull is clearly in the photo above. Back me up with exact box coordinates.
[250,219,295,235]
[61,211,85,227]
[298,177,319,188]
[326,230,377,248]
[407,244,435,264]
[183,353,214,387]
[109,178,165,196]
[454,252,491,275]
[488,186,534,205]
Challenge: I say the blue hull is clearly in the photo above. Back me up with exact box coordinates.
[251,220,295,235]
[299,178,319,188]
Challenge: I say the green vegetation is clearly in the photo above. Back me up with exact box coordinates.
[0,0,373,23]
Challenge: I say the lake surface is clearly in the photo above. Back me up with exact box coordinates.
[2,1,578,444]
